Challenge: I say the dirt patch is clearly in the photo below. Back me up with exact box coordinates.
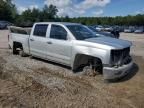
[0,57,7,79]
[0,30,144,107]
[0,32,144,108]
[0,49,144,108]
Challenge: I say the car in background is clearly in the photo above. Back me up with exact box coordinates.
[95,25,104,31]
[103,25,113,32]
[134,27,144,33]
[0,21,13,29]
[124,28,134,33]
[87,26,119,38]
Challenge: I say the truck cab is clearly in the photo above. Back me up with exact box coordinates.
[29,23,73,66]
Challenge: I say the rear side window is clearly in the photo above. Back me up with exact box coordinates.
[33,24,48,37]
[50,25,67,40]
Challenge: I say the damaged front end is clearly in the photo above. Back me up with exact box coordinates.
[103,47,133,80]
[111,47,132,67]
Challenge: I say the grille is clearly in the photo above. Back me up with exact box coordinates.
[111,47,131,66]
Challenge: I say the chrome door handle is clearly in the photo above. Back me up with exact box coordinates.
[30,39,34,41]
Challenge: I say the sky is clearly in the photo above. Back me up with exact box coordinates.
[12,0,144,17]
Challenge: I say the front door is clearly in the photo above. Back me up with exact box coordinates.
[46,24,72,65]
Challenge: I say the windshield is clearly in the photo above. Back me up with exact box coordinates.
[67,25,96,40]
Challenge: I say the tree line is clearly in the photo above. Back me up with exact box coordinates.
[0,0,144,27]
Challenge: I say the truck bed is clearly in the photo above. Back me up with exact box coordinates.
[9,26,31,35]
[9,26,31,54]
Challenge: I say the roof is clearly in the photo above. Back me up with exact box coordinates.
[35,22,81,26]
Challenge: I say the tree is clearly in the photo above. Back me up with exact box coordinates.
[11,1,144,26]
[41,5,58,21]
[47,4,58,19]
[15,4,59,26]
[0,0,17,22]
[64,15,70,22]
[16,9,41,27]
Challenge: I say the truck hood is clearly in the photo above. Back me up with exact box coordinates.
[85,37,132,49]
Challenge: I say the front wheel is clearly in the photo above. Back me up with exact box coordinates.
[83,58,103,76]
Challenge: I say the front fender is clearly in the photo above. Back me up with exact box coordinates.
[71,45,111,69]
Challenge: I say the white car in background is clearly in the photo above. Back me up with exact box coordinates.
[124,28,134,33]
[95,25,104,31]
[134,27,144,33]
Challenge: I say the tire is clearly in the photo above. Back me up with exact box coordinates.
[92,58,103,74]
[12,46,19,55]
[19,50,27,57]
[29,55,34,59]
[82,58,103,76]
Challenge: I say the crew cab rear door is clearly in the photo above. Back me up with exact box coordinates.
[29,24,49,58]
[46,24,72,65]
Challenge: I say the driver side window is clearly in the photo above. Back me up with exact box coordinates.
[50,25,67,40]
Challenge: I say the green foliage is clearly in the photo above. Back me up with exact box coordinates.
[40,5,58,21]
[0,0,144,26]
[0,0,17,22]
[64,15,144,26]
[15,5,58,26]
[64,16,70,22]
[15,9,41,26]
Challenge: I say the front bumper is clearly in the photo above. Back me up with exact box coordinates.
[103,61,133,80]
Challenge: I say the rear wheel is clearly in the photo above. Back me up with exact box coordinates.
[19,50,27,57]
[12,42,27,57]
[12,46,19,55]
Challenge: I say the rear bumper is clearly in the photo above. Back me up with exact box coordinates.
[103,61,133,80]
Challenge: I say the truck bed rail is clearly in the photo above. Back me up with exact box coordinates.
[9,26,31,35]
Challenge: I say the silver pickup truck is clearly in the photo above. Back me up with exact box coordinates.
[8,22,133,80]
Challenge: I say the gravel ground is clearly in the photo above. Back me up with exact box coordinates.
[0,30,8,49]
[0,30,144,108]
[120,33,144,58]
